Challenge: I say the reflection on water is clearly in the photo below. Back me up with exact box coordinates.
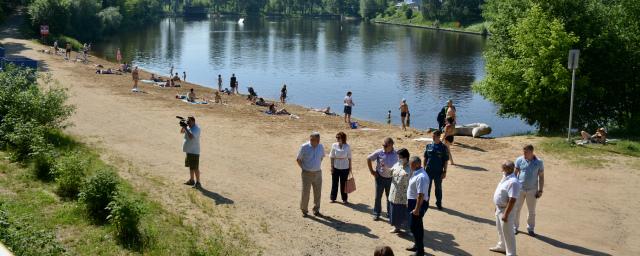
[93,17,534,137]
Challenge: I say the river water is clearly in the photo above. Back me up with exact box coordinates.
[93,17,534,137]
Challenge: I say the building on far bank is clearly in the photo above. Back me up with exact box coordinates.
[397,0,422,8]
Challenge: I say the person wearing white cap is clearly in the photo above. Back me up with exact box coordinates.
[399,99,410,131]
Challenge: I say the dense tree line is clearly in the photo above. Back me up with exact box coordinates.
[26,0,164,42]
[476,0,640,134]
[421,0,484,24]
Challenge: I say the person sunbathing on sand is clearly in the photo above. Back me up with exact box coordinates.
[255,97,269,107]
[312,107,333,115]
[581,128,607,144]
[266,104,290,115]
[96,68,117,74]
[150,74,164,82]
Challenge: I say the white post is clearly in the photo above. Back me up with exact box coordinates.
[568,68,576,141]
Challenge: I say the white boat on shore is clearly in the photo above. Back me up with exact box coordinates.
[454,123,492,138]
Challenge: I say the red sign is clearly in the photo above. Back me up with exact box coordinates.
[40,25,49,36]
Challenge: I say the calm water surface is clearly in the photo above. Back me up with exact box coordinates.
[94,17,534,137]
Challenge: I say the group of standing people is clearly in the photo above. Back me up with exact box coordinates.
[296,129,450,256]
[296,129,544,256]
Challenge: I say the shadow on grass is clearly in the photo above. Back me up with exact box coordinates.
[197,187,234,205]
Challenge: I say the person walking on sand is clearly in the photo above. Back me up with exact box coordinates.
[116,47,122,64]
[131,66,139,90]
[490,160,520,256]
[513,144,544,237]
[65,43,72,60]
[443,117,455,165]
[344,91,355,124]
[296,132,325,217]
[406,156,429,256]
[217,74,223,91]
[280,84,288,104]
[388,148,411,233]
[423,130,449,210]
[329,132,352,204]
[181,116,202,189]
[400,99,410,131]
[367,137,398,221]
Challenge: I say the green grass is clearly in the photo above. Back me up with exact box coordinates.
[374,11,487,34]
[539,137,640,168]
[0,136,257,255]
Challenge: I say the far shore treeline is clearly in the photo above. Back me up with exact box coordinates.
[1,0,638,136]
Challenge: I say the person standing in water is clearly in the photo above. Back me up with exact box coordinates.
[400,99,410,131]
[183,71,186,82]
[344,91,355,124]
[217,74,223,91]
[230,74,237,94]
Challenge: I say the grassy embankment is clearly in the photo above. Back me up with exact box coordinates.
[0,66,257,255]
[373,10,488,35]
[538,136,640,168]
[0,133,256,255]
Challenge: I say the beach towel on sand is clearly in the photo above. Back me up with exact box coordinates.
[182,99,208,105]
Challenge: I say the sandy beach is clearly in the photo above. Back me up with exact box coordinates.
[2,30,640,255]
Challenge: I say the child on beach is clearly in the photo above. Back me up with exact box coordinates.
[213,91,222,104]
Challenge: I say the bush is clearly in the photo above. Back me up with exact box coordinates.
[53,151,91,199]
[0,66,74,160]
[0,208,66,255]
[107,194,145,247]
[79,169,120,222]
[32,152,56,181]
[405,7,413,19]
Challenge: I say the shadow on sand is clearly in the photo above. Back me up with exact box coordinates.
[197,187,234,205]
[307,214,378,239]
[535,234,611,256]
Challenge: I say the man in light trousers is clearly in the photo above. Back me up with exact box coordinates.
[490,160,521,256]
[513,144,544,236]
[296,132,325,217]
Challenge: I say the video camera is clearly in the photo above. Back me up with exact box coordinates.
[176,116,188,128]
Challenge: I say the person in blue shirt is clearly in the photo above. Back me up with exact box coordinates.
[423,130,449,210]
[513,144,545,237]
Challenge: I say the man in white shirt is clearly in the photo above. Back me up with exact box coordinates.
[181,116,201,188]
[296,132,325,217]
[343,91,355,124]
[406,156,430,256]
[490,160,521,256]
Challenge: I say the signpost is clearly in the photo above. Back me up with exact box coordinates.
[567,49,580,141]
[40,25,49,44]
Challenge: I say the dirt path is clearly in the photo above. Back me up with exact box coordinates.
[2,16,639,255]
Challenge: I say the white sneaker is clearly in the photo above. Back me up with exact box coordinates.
[489,247,506,253]
[388,227,399,233]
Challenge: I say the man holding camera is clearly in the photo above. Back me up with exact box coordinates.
[181,116,201,188]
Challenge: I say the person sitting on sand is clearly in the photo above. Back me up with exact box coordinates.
[581,128,607,144]
[172,73,181,82]
[213,91,222,104]
[187,88,196,102]
[266,104,290,115]
[247,87,258,102]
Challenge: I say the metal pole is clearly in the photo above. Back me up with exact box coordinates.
[568,68,576,141]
